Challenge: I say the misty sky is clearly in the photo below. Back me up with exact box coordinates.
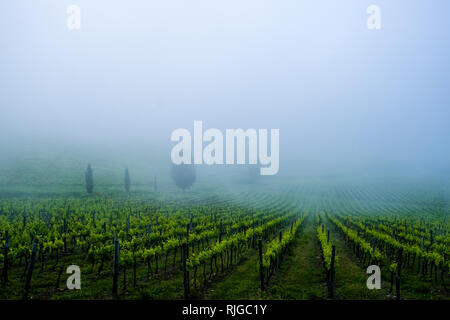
[0,0,449,179]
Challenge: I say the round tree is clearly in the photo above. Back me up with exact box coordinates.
[85,163,94,194]
[170,164,196,192]
[124,168,131,193]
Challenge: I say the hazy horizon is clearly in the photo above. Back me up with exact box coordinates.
[1,1,449,192]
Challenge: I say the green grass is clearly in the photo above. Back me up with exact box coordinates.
[202,249,262,300]
[322,217,390,300]
[323,215,448,300]
[0,172,448,300]
[261,216,325,299]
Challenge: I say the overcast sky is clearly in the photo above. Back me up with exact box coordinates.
[0,0,449,179]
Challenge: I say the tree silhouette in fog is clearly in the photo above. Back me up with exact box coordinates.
[170,164,195,192]
[85,164,93,194]
[124,168,130,193]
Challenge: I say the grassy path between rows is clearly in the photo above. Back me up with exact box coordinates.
[8,214,442,300]
[323,215,449,300]
[205,213,447,300]
[322,216,391,299]
[261,216,326,299]
[202,248,261,299]
[204,215,327,299]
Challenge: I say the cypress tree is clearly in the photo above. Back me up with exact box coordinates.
[124,168,130,193]
[85,164,94,194]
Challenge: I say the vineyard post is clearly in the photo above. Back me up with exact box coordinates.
[346,218,349,242]
[146,224,152,248]
[396,248,403,300]
[278,231,282,267]
[330,245,336,298]
[2,230,8,283]
[23,238,38,300]
[230,243,233,266]
[230,229,234,266]
[186,223,190,257]
[112,239,120,297]
[182,243,189,299]
[126,214,130,240]
[63,214,67,252]
[55,265,64,289]
[327,230,330,244]
[258,238,265,291]
[371,237,376,255]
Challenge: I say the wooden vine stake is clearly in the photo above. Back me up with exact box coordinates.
[329,245,336,298]
[112,239,120,297]
[55,265,64,289]
[396,248,403,300]
[182,243,189,299]
[2,230,8,284]
[258,238,265,291]
[23,238,38,300]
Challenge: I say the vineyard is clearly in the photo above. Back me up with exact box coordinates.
[0,184,448,300]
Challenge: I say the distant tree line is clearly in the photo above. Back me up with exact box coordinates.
[83,163,195,194]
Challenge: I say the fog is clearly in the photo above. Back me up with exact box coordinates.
[1,1,449,193]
